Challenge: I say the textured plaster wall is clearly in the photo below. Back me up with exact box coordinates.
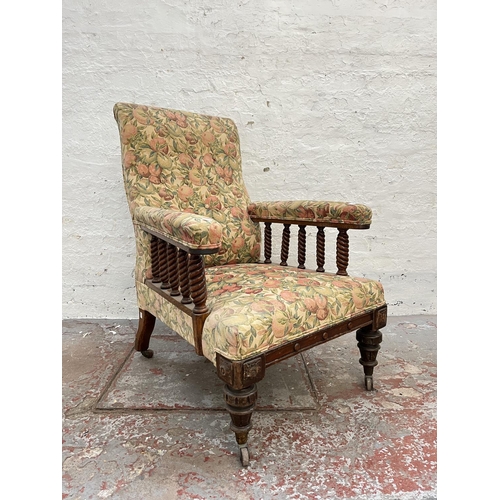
[62,0,436,319]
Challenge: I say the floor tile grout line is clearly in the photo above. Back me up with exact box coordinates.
[300,352,322,411]
[92,407,320,415]
[92,343,136,412]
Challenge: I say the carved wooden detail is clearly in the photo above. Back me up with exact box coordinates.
[374,306,388,330]
[217,356,234,385]
[223,384,258,446]
[243,358,264,384]
[216,353,266,390]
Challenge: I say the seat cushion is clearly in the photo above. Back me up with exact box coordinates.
[201,264,385,363]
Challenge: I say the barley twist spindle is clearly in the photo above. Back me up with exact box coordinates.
[264,222,272,264]
[189,254,209,314]
[158,239,170,289]
[167,244,181,296]
[178,249,192,304]
[280,224,291,266]
[316,226,325,272]
[336,228,349,276]
[298,225,306,269]
[150,235,162,282]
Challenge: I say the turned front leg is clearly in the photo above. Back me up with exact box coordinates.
[223,384,258,467]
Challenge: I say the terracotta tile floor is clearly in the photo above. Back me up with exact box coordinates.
[62,315,437,499]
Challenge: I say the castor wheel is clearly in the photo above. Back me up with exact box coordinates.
[365,375,373,391]
[239,446,250,467]
[141,349,154,358]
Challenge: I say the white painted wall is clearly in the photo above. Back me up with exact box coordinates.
[62,0,436,319]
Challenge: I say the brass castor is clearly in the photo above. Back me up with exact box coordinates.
[365,375,373,391]
[239,445,250,467]
[141,349,154,358]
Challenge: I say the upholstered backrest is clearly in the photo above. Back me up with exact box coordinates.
[114,103,261,267]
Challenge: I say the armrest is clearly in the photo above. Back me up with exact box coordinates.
[133,206,222,253]
[248,200,372,228]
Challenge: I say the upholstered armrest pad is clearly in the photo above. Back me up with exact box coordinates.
[248,200,372,226]
[133,206,222,251]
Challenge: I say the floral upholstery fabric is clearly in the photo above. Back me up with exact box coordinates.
[201,264,385,364]
[134,206,222,251]
[248,200,372,226]
[114,102,261,268]
[133,225,155,283]
[136,282,194,346]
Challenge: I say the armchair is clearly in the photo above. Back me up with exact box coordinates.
[113,103,387,467]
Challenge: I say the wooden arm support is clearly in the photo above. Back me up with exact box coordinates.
[141,226,213,356]
[141,219,364,356]
[256,219,365,276]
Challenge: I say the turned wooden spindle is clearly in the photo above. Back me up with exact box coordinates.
[167,244,181,296]
[298,225,306,269]
[264,222,272,264]
[150,235,162,282]
[280,224,291,266]
[189,254,209,314]
[316,226,325,272]
[158,239,170,289]
[336,228,349,276]
[178,249,192,304]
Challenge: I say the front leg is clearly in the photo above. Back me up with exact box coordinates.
[216,354,266,466]
[223,384,258,467]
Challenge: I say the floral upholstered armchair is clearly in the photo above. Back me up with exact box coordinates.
[113,103,387,467]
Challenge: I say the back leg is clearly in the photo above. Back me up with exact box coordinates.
[135,308,156,358]
[356,326,383,391]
